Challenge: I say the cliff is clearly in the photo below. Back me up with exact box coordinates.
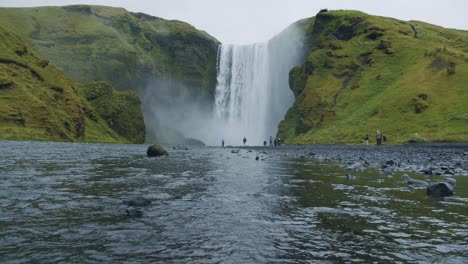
[0,25,144,143]
[0,5,219,98]
[278,10,468,144]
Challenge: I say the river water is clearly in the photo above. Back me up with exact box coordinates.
[0,141,467,263]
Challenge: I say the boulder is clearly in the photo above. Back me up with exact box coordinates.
[147,144,169,157]
[427,182,454,197]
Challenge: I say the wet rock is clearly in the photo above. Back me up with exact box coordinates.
[444,177,456,186]
[427,182,454,197]
[402,174,428,187]
[126,208,143,218]
[147,144,169,157]
[255,156,259,161]
[231,149,240,154]
[347,162,366,172]
[123,196,152,207]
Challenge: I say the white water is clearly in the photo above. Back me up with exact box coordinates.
[141,23,305,146]
[212,24,305,146]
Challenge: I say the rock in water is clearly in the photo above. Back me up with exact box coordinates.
[427,182,454,197]
[147,144,169,157]
[126,208,143,218]
[123,196,152,207]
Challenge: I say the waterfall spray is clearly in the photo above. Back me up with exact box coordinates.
[212,24,305,146]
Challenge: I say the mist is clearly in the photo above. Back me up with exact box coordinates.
[141,77,214,145]
[141,21,306,146]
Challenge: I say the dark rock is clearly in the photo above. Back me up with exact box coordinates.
[231,149,240,154]
[255,156,259,161]
[126,208,143,218]
[147,144,169,157]
[123,196,152,207]
[427,182,454,197]
[444,177,456,186]
[386,160,395,166]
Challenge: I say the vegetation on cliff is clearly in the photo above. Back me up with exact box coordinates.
[0,5,220,99]
[278,10,468,144]
[0,25,144,143]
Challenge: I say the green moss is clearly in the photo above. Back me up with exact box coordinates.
[0,25,143,143]
[278,10,468,144]
[0,5,220,100]
[80,81,145,143]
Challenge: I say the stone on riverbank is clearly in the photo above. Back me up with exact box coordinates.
[427,182,454,197]
[147,144,169,157]
[402,174,428,187]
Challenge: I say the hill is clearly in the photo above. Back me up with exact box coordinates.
[0,5,219,98]
[0,25,144,143]
[278,10,468,144]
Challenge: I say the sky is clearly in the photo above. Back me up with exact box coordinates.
[0,0,467,44]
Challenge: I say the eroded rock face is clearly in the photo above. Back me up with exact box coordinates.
[427,182,454,197]
[147,144,169,157]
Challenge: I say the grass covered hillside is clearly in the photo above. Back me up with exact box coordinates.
[278,10,468,144]
[0,5,220,99]
[0,25,144,143]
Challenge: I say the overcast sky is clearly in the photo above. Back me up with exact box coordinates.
[1,0,467,44]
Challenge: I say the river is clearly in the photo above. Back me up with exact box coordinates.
[0,140,467,263]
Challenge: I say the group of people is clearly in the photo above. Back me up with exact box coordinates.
[221,136,283,147]
[365,130,387,146]
[221,132,389,147]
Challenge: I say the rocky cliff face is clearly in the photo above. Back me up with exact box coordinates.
[278,10,468,144]
[0,25,144,143]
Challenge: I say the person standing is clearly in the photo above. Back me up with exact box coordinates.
[269,136,273,146]
[365,134,369,145]
[376,130,382,145]
[222,139,224,147]
[243,137,247,146]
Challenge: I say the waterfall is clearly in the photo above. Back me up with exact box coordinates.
[213,24,305,146]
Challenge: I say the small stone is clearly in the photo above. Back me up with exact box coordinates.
[427,182,454,197]
[126,208,143,218]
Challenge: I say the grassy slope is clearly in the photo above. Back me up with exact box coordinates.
[278,10,468,144]
[0,5,219,98]
[80,81,145,143]
[0,25,142,143]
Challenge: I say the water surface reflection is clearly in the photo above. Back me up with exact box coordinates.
[0,141,466,263]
